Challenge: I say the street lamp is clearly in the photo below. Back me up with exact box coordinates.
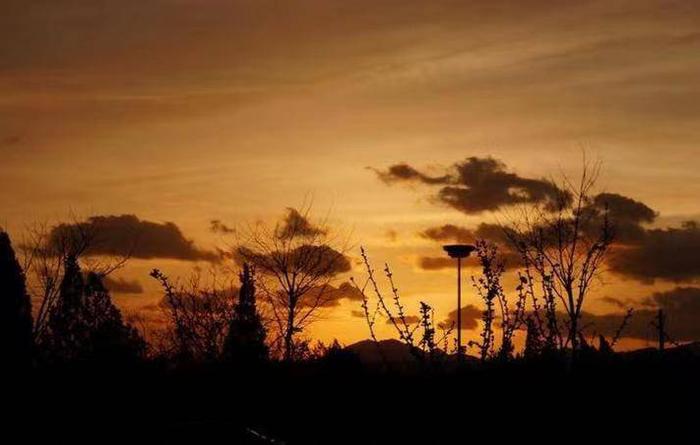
[442,244,476,358]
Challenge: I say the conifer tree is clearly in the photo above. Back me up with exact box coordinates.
[82,273,145,362]
[0,231,34,368]
[45,255,144,363]
[223,264,268,365]
[45,254,87,361]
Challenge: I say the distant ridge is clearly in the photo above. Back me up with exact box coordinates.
[621,340,700,358]
[346,339,700,364]
[345,339,479,365]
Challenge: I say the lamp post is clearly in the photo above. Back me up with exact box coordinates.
[442,244,476,358]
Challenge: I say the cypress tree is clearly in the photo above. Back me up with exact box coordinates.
[45,254,86,361]
[0,231,34,368]
[223,263,268,365]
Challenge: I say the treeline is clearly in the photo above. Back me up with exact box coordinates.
[0,166,688,373]
[2,194,699,441]
[0,228,277,372]
[1,228,145,368]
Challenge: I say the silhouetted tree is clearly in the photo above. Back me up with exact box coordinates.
[44,254,86,361]
[523,317,544,359]
[80,272,146,362]
[0,231,34,368]
[222,264,268,365]
[469,240,526,362]
[504,161,614,356]
[150,269,235,362]
[353,248,453,368]
[653,309,667,352]
[237,207,350,360]
[43,255,144,363]
[516,268,562,353]
[20,217,130,343]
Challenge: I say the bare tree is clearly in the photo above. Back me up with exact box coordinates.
[19,217,131,344]
[236,207,351,361]
[150,268,236,362]
[503,161,614,355]
[352,247,454,366]
[469,240,527,362]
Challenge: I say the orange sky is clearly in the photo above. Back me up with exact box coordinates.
[2,1,700,350]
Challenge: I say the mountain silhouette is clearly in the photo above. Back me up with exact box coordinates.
[345,339,478,366]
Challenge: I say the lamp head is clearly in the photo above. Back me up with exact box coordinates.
[442,244,476,259]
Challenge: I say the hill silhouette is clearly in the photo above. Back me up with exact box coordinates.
[345,338,480,367]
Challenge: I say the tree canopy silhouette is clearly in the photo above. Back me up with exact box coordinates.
[150,268,236,362]
[222,263,268,365]
[0,231,34,368]
[237,207,350,360]
[43,255,145,364]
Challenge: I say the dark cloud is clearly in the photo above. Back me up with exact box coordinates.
[420,223,514,246]
[336,281,364,300]
[239,244,351,277]
[297,281,365,308]
[593,193,657,224]
[472,223,512,245]
[414,183,699,284]
[420,224,475,244]
[419,199,683,282]
[584,287,700,342]
[439,305,482,331]
[49,214,218,262]
[416,251,522,272]
[417,223,521,271]
[350,310,366,318]
[418,190,658,246]
[417,256,456,271]
[373,163,450,185]
[277,208,327,240]
[580,195,700,283]
[210,219,235,235]
[376,157,569,214]
[418,215,700,283]
[582,193,657,244]
[102,276,144,295]
[418,191,656,248]
[609,221,700,283]
[384,229,398,243]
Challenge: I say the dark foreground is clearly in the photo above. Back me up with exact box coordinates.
[8,345,700,443]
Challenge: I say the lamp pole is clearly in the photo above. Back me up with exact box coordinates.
[457,255,462,356]
[442,244,475,358]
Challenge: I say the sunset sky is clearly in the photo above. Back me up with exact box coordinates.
[2,1,700,349]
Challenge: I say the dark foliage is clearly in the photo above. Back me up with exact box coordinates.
[0,231,33,368]
[222,264,268,365]
[237,207,350,360]
[150,268,236,362]
[7,343,700,442]
[42,255,145,364]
